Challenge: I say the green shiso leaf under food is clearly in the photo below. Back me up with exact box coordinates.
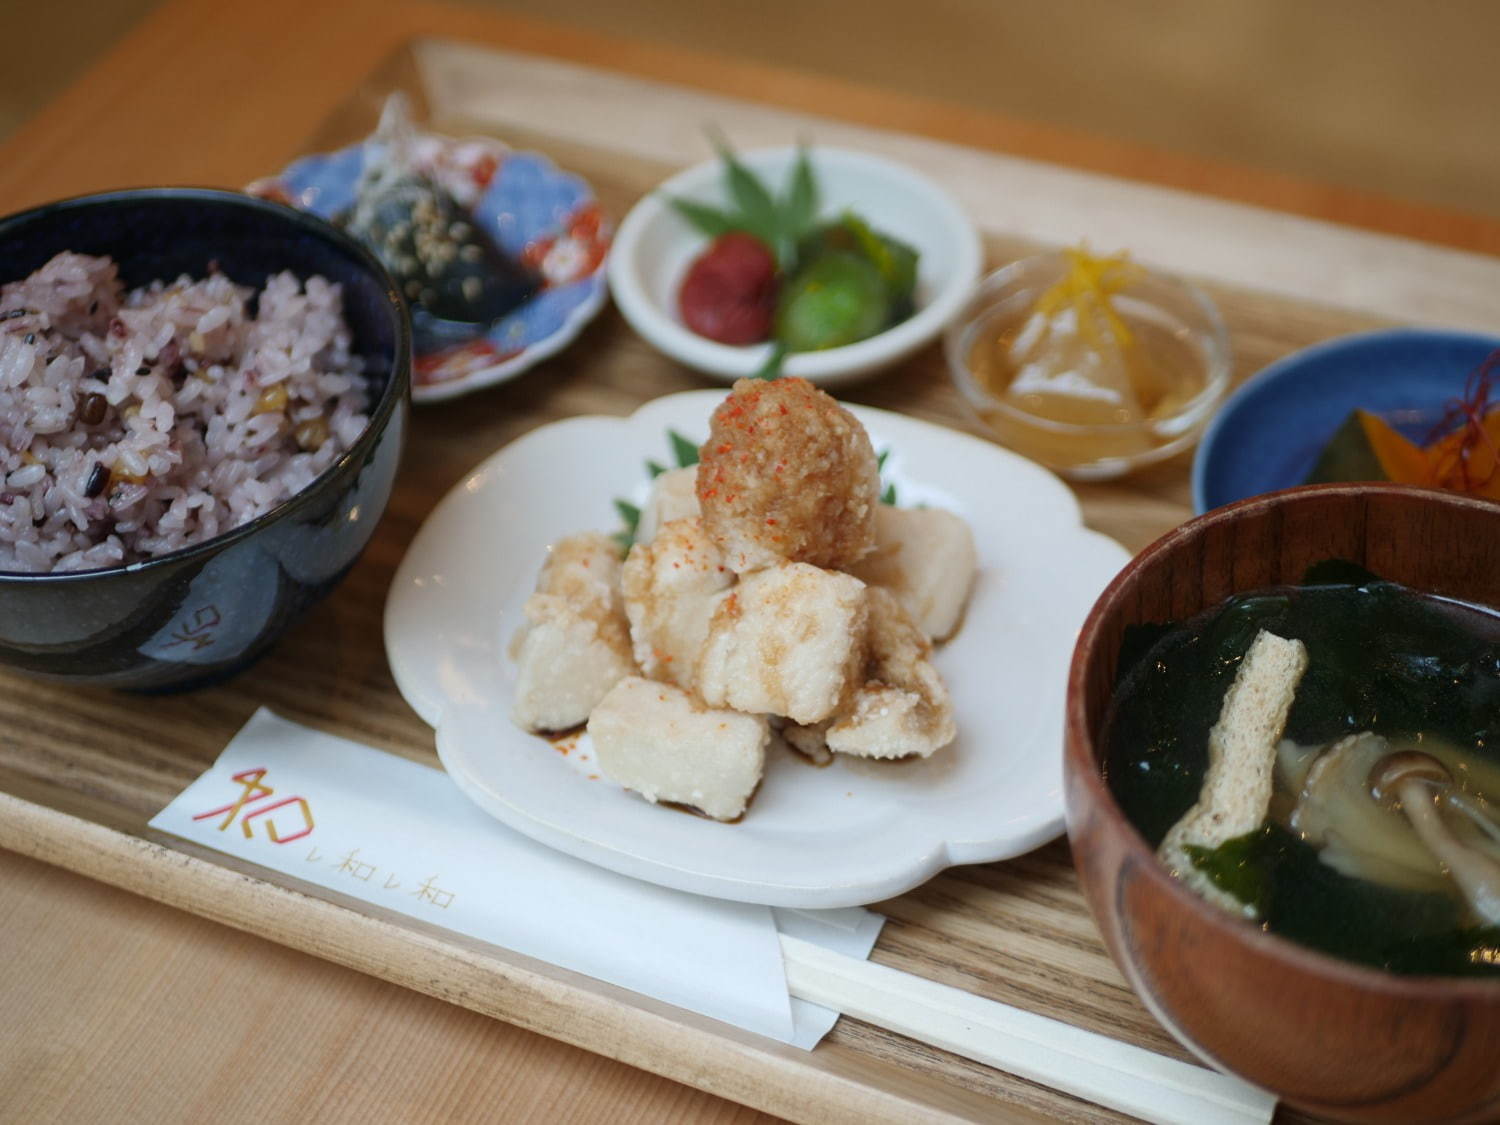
[668,429,700,468]
[751,341,789,382]
[1304,410,1389,485]
[611,499,642,553]
[615,432,702,551]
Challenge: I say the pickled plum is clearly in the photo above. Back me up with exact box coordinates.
[677,232,777,345]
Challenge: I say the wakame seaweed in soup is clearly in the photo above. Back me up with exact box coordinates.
[1103,565,1500,977]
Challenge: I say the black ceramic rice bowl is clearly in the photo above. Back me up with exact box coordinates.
[0,188,410,690]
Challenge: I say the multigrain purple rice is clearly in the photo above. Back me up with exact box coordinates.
[0,253,369,573]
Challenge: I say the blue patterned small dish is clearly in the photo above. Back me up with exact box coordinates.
[252,130,611,403]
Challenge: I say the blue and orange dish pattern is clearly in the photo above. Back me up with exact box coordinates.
[251,132,610,399]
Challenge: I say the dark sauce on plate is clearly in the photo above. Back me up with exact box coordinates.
[1103,564,1500,976]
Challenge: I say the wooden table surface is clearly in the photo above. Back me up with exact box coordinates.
[3,2,1499,1123]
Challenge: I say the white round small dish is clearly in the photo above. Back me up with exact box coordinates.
[608,147,983,389]
[385,391,1129,907]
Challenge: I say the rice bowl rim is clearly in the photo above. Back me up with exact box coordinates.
[0,187,411,584]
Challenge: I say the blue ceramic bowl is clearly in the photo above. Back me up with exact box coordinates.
[0,189,410,690]
[1193,328,1500,513]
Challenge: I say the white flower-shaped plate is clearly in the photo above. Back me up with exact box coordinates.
[385,391,1130,907]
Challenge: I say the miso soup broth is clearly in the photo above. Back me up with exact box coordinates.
[1104,568,1500,976]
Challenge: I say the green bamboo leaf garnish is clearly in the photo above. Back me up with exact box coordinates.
[646,459,668,479]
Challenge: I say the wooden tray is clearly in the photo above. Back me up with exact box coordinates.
[5,38,1500,1125]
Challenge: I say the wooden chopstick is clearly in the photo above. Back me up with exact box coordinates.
[780,935,1277,1125]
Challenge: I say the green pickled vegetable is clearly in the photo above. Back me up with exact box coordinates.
[1305,410,1388,485]
[774,251,890,352]
[798,214,918,309]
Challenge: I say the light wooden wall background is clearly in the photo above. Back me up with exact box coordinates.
[8,0,1498,222]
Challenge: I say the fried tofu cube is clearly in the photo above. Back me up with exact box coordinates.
[696,562,867,725]
[846,505,977,642]
[589,677,768,821]
[621,517,732,689]
[825,588,956,760]
[510,532,636,732]
[778,718,834,766]
[636,466,701,545]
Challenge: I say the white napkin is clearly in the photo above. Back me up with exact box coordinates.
[149,708,882,1048]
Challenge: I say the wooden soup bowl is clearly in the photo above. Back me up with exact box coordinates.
[1065,484,1500,1124]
